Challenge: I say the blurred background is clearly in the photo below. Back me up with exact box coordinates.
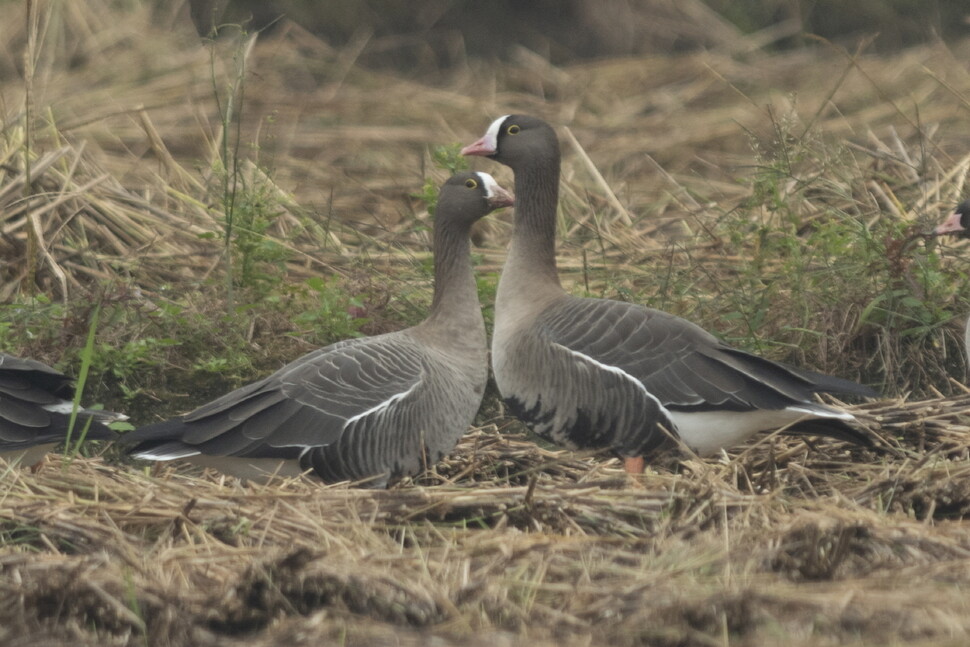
[1,0,969,410]
[188,0,969,67]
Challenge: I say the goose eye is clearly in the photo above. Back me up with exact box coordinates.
[507,124,520,135]
[465,178,478,189]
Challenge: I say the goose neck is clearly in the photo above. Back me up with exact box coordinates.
[508,158,562,287]
[423,222,484,336]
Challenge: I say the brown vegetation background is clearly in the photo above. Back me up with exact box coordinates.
[2,1,970,645]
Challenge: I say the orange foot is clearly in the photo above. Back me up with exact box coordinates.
[623,456,645,474]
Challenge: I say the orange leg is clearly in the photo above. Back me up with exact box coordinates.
[623,456,645,474]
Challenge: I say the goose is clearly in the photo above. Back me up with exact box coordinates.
[123,172,514,486]
[462,114,877,472]
[0,354,122,466]
[933,199,970,362]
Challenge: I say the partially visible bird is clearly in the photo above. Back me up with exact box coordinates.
[462,114,877,472]
[123,172,514,487]
[935,200,970,238]
[933,199,970,363]
[0,354,122,466]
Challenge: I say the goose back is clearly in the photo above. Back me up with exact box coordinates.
[124,172,513,486]
[496,294,873,457]
[465,115,876,462]
[129,330,485,485]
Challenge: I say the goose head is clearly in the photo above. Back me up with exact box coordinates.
[935,200,970,238]
[461,114,560,169]
[437,171,514,225]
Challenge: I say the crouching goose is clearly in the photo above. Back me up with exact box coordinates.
[0,354,122,466]
[933,199,970,362]
[123,172,514,486]
[462,115,877,472]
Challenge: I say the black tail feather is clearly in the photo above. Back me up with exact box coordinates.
[782,418,874,447]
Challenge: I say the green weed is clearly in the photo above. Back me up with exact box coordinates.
[413,143,469,215]
[292,276,366,343]
[62,303,100,457]
[204,26,293,308]
[628,106,962,395]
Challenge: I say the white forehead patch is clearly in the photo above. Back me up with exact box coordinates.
[481,114,510,153]
[475,172,502,199]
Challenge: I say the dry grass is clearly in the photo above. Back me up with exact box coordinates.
[5,3,969,294]
[4,1,970,645]
[4,397,970,646]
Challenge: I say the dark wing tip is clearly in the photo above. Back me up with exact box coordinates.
[783,418,875,447]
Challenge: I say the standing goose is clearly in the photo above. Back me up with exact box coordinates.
[462,115,876,472]
[123,172,514,486]
[933,199,970,362]
[0,354,122,466]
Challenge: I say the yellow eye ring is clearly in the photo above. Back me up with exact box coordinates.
[465,178,478,189]
[507,124,521,135]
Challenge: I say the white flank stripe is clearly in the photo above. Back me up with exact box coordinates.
[136,378,423,461]
[551,342,672,419]
[340,380,421,431]
[42,401,128,420]
[133,447,201,461]
[786,405,854,421]
[42,401,76,414]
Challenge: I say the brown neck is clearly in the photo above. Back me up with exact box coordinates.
[505,155,564,291]
[423,220,484,336]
